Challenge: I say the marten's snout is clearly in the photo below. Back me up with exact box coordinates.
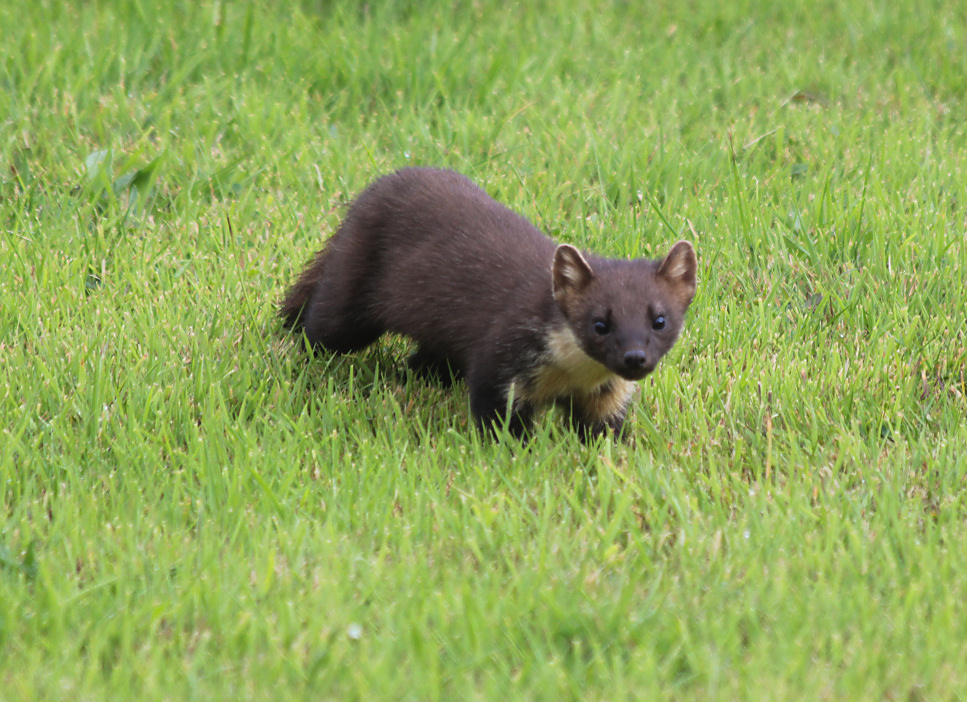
[623,349,646,369]
[622,349,648,373]
[617,348,654,380]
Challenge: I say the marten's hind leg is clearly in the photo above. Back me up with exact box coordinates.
[299,281,384,354]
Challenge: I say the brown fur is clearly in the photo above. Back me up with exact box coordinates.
[282,167,697,439]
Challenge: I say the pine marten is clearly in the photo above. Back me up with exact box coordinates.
[281,167,697,440]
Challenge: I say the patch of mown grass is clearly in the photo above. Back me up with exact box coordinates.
[2,0,966,698]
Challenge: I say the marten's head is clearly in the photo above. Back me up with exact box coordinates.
[552,241,697,381]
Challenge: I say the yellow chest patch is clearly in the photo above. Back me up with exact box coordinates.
[524,326,616,404]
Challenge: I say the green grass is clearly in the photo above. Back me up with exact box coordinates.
[2,0,966,698]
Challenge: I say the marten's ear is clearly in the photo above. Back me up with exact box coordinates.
[658,240,697,304]
[552,244,594,311]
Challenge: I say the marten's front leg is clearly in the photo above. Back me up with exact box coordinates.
[560,380,636,442]
[407,346,461,388]
[469,380,534,439]
[466,358,534,440]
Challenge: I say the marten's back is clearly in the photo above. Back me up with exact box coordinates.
[329,168,557,358]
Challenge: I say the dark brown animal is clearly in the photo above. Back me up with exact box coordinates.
[282,167,697,439]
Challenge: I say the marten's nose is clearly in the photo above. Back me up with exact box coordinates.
[623,349,647,370]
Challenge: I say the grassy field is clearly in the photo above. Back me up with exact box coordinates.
[2,0,966,698]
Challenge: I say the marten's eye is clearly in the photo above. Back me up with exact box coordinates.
[652,315,666,331]
[593,320,610,335]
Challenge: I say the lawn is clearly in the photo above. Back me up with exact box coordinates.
[2,0,966,698]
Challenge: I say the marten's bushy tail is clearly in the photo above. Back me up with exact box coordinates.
[279,250,327,329]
